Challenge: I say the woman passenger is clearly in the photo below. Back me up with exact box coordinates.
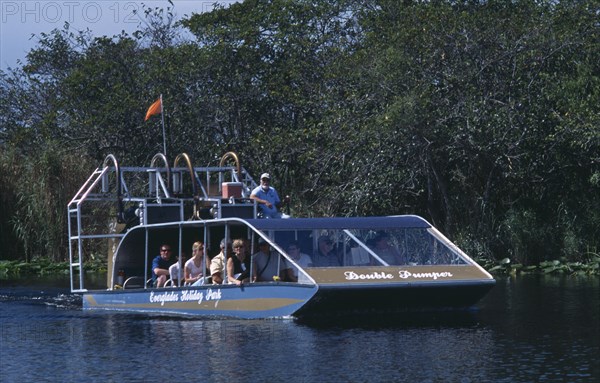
[185,241,206,286]
[227,239,251,286]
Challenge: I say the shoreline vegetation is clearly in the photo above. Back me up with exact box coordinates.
[1,256,598,278]
[1,1,599,269]
[0,258,106,278]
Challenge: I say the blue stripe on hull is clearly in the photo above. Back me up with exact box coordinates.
[83,284,318,319]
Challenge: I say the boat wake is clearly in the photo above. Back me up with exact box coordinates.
[0,284,82,310]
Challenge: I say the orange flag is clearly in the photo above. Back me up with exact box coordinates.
[144,98,162,121]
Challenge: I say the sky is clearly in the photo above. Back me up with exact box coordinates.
[0,0,235,70]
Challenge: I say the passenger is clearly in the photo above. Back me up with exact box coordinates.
[253,238,289,282]
[210,239,230,284]
[168,251,187,287]
[312,236,341,267]
[250,173,289,219]
[227,239,251,285]
[185,241,207,286]
[285,240,313,283]
[152,244,176,287]
[372,232,406,265]
[334,241,350,264]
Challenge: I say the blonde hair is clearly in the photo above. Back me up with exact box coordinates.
[192,241,204,251]
[232,239,245,249]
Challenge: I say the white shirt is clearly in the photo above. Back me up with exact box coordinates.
[288,253,313,283]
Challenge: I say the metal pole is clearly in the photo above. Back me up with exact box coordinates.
[160,94,167,157]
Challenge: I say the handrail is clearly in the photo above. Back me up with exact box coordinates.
[173,153,200,219]
[150,152,172,196]
[68,168,102,206]
[103,154,125,223]
[219,151,241,178]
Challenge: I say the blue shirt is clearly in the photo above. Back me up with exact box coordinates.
[151,255,174,282]
[251,186,281,218]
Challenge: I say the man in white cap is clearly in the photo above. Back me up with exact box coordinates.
[250,172,286,218]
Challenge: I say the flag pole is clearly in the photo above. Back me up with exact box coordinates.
[160,94,167,157]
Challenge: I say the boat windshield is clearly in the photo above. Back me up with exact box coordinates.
[263,226,470,267]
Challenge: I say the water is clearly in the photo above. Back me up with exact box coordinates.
[1,275,598,382]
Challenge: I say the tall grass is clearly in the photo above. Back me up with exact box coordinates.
[0,148,21,260]
[0,146,94,261]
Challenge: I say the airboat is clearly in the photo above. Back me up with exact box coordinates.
[68,152,495,319]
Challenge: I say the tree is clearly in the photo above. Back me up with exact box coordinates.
[1,0,599,264]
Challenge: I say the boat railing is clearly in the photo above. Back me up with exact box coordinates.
[68,152,260,293]
[68,157,126,292]
[149,152,172,199]
[235,220,316,285]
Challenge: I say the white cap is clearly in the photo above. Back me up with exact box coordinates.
[260,173,271,180]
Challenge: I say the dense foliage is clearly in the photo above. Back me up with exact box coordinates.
[1,0,599,268]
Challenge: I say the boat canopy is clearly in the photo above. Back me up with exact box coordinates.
[242,215,431,231]
[236,215,471,268]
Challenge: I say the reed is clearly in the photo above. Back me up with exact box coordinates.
[0,146,94,262]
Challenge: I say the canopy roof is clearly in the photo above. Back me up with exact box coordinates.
[241,215,431,231]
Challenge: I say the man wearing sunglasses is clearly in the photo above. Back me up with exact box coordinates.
[312,236,341,267]
[151,244,176,287]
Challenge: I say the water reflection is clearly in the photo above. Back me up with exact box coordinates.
[296,310,482,329]
[1,274,598,382]
[478,275,600,382]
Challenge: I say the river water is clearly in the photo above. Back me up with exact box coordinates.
[0,274,598,382]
